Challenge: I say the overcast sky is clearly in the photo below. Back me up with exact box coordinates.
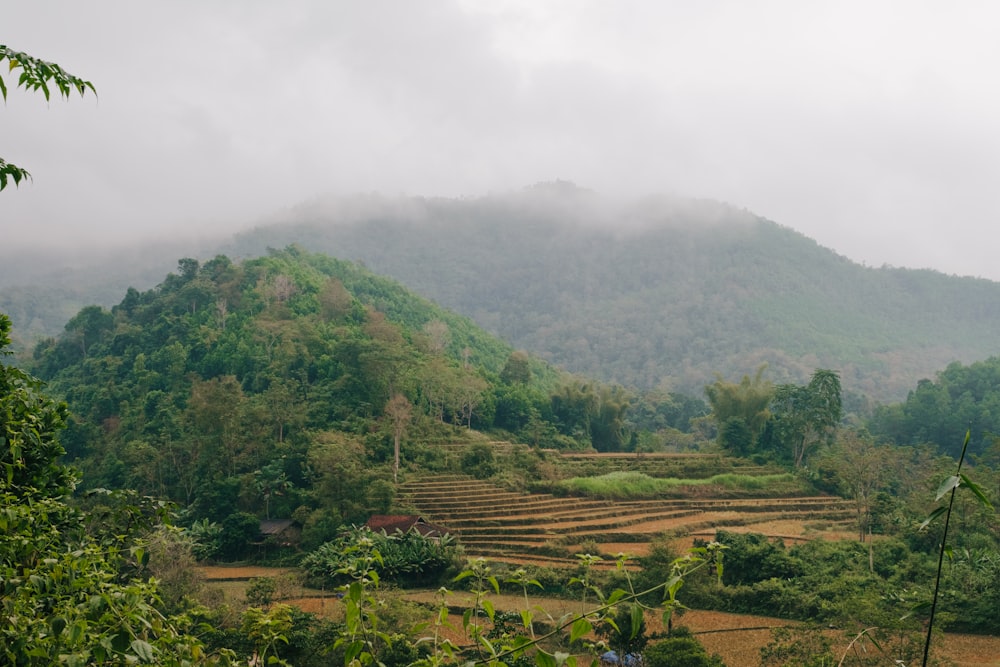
[3,1,999,280]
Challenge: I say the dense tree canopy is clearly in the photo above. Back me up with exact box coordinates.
[869,357,1000,458]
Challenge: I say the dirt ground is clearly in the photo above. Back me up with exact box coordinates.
[200,567,1000,666]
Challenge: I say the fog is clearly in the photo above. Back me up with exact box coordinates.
[3,1,1000,280]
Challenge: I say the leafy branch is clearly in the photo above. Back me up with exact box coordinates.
[0,44,96,102]
[448,543,725,667]
[1,43,96,191]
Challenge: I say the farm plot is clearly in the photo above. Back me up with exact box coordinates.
[396,460,856,568]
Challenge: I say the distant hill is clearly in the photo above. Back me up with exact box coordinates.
[5,184,1000,401]
[218,185,1000,401]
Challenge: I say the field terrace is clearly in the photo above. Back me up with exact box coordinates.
[397,452,857,569]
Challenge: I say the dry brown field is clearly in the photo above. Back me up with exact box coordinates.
[199,571,1000,666]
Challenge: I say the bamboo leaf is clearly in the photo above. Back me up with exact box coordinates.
[919,506,947,531]
[959,473,995,510]
[935,475,961,501]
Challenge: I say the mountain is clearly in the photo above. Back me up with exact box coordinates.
[220,186,1000,402]
[6,185,1000,401]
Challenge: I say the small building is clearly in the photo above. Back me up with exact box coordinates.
[258,519,302,548]
[364,514,450,538]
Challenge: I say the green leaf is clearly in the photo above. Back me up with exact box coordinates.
[629,604,643,639]
[536,649,558,667]
[343,640,363,664]
[130,639,155,663]
[483,598,495,622]
[50,616,67,637]
[935,475,961,501]
[959,473,995,510]
[919,506,948,531]
[569,616,592,644]
[479,635,496,656]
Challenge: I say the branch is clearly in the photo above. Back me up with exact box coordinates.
[0,158,31,191]
[0,44,97,102]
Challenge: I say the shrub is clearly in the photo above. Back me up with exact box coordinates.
[644,627,724,667]
[301,526,459,587]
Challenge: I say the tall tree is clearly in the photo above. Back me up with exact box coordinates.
[820,429,890,543]
[704,365,774,454]
[384,393,413,483]
[768,369,842,467]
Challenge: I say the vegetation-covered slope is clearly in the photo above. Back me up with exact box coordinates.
[30,248,669,548]
[219,186,1000,401]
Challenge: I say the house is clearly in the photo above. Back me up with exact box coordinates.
[364,514,450,538]
[258,519,301,548]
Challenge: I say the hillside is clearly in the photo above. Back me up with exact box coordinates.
[223,186,1000,401]
[6,186,1000,401]
[30,249,566,528]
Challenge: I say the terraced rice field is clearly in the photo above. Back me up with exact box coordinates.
[396,452,857,568]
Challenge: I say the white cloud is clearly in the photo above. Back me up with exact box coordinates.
[2,1,999,279]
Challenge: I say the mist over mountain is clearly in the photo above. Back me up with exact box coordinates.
[220,186,1000,401]
[4,185,1000,402]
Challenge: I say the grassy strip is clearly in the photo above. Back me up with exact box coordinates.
[555,471,800,499]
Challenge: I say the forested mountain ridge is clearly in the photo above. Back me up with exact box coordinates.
[222,187,1000,401]
[6,185,1000,401]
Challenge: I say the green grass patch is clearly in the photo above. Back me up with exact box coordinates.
[555,471,799,499]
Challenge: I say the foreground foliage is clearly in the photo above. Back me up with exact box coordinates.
[1,313,236,664]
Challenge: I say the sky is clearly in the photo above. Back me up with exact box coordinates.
[2,1,1000,280]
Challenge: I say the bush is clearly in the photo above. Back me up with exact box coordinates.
[644,627,724,667]
[301,526,460,587]
[713,531,803,586]
[462,442,497,479]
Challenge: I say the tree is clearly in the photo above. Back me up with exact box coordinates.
[384,393,412,483]
[704,365,773,454]
[64,304,114,358]
[500,350,532,384]
[767,369,842,467]
[820,429,890,543]
[1,44,96,189]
